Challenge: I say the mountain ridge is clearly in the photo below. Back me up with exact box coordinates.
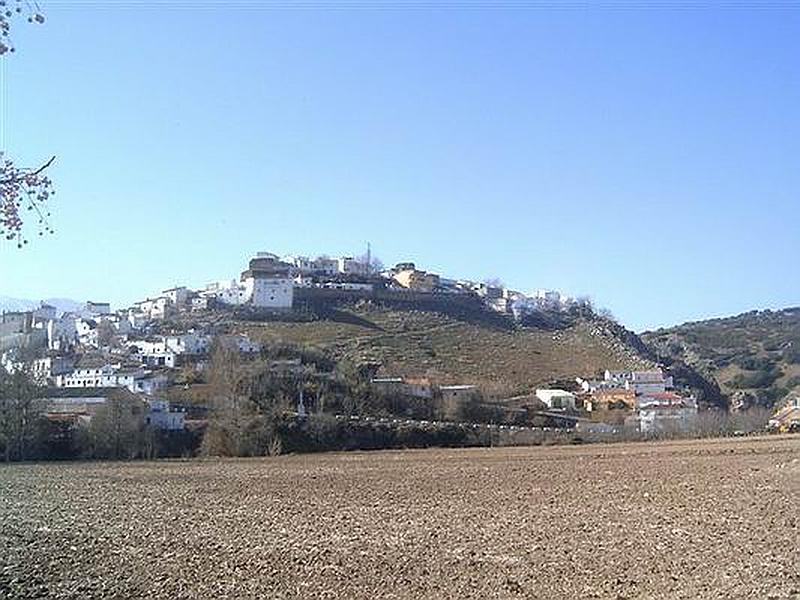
[641,306,800,411]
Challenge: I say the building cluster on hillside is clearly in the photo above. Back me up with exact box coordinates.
[0,250,644,440]
[0,299,241,433]
[535,368,699,434]
[112,250,586,323]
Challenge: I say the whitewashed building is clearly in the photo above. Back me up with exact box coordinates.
[203,280,249,306]
[165,333,211,355]
[634,393,698,434]
[535,389,577,410]
[132,297,171,320]
[56,364,143,390]
[313,257,338,276]
[31,356,74,385]
[336,256,369,276]
[162,287,191,307]
[282,255,317,274]
[604,369,673,396]
[240,254,294,309]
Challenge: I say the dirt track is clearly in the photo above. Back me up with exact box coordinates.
[2,436,799,599]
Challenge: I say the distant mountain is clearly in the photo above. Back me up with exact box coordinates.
[642,307,800,411]
[0,296,83,315]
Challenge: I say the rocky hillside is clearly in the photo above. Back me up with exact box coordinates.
[642,307,800,411]
[213,301,657,399]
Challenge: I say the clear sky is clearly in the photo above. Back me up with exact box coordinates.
[0,2,798,332]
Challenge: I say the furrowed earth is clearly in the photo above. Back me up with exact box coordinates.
[1,436,799,600]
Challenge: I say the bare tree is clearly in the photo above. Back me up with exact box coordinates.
[357,252,384,275]
[201,343,288,456]
[96,320,117,348]
[1,2,54,247]
[87,391,145,459]
[201,344,250,456]
[598,307,617,323]
[0,365,43,461]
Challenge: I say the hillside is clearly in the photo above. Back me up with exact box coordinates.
[218,302,656,398]
[642,307,800,411]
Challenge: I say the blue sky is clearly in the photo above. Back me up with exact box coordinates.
[0,3,798,331]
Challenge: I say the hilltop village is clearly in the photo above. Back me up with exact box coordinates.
[0,251,713,458]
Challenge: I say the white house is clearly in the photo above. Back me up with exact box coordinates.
[240,254,294,309]
[162,287,191,307]
[535,389,577,410]
[204,280,249,306]
[132,297,172,320]
[141,351,176,369]
[312,257,338,276]
[336,256,369,276]
[604,369,673,396]
[486,297,510,313]
[634,393,698,434]
[165,333,211,355]
[56,364,126,389]
[31,356,73,385]
[191,296,211,312]
[242,275,293,308]
[282,255,317,274]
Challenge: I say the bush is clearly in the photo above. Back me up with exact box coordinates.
[728,367,782,389]
[734,356,775,371]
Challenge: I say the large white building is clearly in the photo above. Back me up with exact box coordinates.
[242,275,293,308]
[55,364,144,391]
[633,393,698,434]
[239,254,294,309]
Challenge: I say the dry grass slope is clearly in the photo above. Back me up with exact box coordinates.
[235,306,652,394]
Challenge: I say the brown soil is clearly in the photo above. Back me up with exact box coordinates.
[2,436,799,599]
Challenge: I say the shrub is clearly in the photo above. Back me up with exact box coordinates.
[728,367,782,389]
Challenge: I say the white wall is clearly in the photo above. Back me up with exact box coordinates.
[245,276,293,308]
